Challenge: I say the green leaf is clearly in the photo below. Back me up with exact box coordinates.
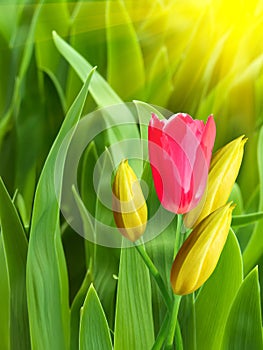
[0,177,30,350]
[106,0,145,100]
[35,0,70,76]
[222,267,263,350]
[243,125,263,273]
[26,70,95,350]
[73,164,120,330]
[70,270,93,350]
[0,3,17,42]
[0,33,11,118]
[146,46,174,106]
[232,212,263,227]
[79,284,113,350]
[66,1,107,109]
[0,235,10,350]
[114,246,155,350]
[145,221,175,336]
[141,160,175,335]
[52,31,123,107]
[229,182,244,215]
[80,141,99,222]
[193,229,243,350]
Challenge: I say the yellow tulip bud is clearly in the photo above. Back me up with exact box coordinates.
[112,160,147,242]
[184,135,247,228]
[171,202,234,295]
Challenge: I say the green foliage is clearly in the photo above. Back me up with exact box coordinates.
[79,284,113,350]
[194,229,243,350]
[114,246,155,350]
[0,178,30,350]
[26,71,95,350]
[243,125,263,273]
[222,267,263,350]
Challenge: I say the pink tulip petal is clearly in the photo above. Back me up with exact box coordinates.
[148,113,216,214]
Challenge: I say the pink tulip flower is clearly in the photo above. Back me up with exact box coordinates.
[148,113,216,214]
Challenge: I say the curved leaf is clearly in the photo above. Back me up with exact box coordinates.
[53,31,122,107]
[26,70,95,350]
[222,267,263,350]
[106,0,145,100]
[114,245,155,350]
[0,177,30,350]
[194,229,243,350]
[232,212,263,227]
[243,125,263,273]
[0,235,10,350]
[79,284,112,350]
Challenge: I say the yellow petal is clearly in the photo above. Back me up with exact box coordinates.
[171,202,234,295]
[184,135,247,228]
[112,160,147,242]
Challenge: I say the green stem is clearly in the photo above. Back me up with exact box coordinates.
[152,312,169,350]
[164,295,182,349]
[134,243,172,309]
[191,293,197,350]
[174,214,183,257]
[175,321,184,350]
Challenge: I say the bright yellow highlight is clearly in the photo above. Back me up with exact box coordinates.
[184,135,247,228]
[112,160,147,242]
[171,202,234,295]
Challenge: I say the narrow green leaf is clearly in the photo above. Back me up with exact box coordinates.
[66,1,107,108]
[42,67,67,114]
[178,293,196,350]
[27,70,95,350]
[0,235,10,350]
[0,33,12,121]
[0,177,30,350]
[72,186,95,269]
[73,186,120,331]
[52,31,122,107]
[222,267,263,350]
[13,2,49,215]
[146,46,174,106]
[145,222,175,336]
[243,125,263,273]
[106,0,145,100]
[80,141,99,224]
[114,246,155,350]
[229,182,244,215]
[232,212,263,227]
[0,3,17,42]
[35,1,70,76]
[141,160,175,335]
[194,229,243,350]
[70,270,93,350]
[79,284,113,350]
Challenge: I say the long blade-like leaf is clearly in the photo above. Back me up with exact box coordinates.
[0,177,30,350]
[222,267,263,350]
[243,125,263,273]
[79,284,113,350]
[194,229,243,350]
[26,70,95,350]
[114,245,155,350]
[53,31,122,107]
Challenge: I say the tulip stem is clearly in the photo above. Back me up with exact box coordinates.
[174,214,183,256]
[152,312,169,350]
[164,294,182,349]
[134,242,172,309]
